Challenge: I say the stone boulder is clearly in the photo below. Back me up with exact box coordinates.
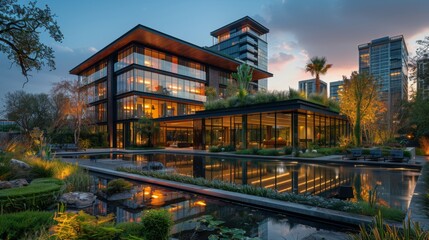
[59,192,96,209]
[10,159,31,169]
[0,179,28,190]
[142,161,165,171]
[9,178,29,188]
[0,181,13,190]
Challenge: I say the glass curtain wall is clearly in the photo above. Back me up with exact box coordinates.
[115,45,206,81]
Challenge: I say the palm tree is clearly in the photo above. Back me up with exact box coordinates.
[305,57,332,94]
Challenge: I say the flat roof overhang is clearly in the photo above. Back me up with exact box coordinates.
[155,99,344,123]
[70,25,272,81]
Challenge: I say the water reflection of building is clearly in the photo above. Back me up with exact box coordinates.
[126,154,418,210]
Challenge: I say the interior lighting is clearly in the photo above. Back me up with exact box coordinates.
[195,200,206,206]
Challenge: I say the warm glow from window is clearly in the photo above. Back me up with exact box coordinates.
[390,72,400,77]
[194,200,206,206]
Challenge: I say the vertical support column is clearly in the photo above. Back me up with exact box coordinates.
[241,115,247,149]
[292,112,299,153]
[107,55,116,148]
[193,155,205,178]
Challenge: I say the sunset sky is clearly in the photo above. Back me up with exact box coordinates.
[1,0,428,109]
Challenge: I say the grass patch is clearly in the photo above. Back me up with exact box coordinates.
[0,211,54,240]
[117,168,404,221]
[64,168,92,192]
[0,178,64,213]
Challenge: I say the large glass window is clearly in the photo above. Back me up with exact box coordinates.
[116,69,206,102]
[79,61,107,85]
[115,45,206,80]
[117,96,203,120]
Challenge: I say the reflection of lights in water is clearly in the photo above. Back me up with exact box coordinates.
[277,167,285,174]
[168,204,183,212]
[194,200,206,206]
[151,195,159,199]
[251,172,290,184]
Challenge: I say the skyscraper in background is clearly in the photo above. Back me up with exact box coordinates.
[210,16,269,91]
[329,80,344,101]
[358,35,408,131]
[298,79,328,98]
[417,53,429,99]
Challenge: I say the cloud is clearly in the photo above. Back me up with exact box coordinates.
[88,47,97,53]
[258,0,429,70]
[269,52,295,70]
[54,45,74,53]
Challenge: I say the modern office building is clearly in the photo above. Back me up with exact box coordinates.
[417,53,429,99]
[209,16,269,91]
[70,20,348,149]
[298,79,328,98]
[358,36,408,130]
[70,24,272,148]
[329,80,344,101]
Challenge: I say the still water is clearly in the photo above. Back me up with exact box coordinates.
[77,153,419,211]
[87,172,352,240]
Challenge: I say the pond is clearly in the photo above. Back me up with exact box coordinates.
[73,153,420,211]
[86,172,352,240]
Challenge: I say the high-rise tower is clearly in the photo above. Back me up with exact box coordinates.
[358,36,408,131]
[210,16,269,90]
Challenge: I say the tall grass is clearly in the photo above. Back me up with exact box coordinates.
[64,168,92,192]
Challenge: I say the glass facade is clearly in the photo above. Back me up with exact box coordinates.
[87,103,107,123]
[114,45,206,80]
[159,107,348,150]
[329,80,343,101]
[298,79,328,98]
[117,95,203,120]
[210,18,268,90]
[79,61,107,85]
[358,36,408,130]
[84,81,107,103]
[116,68,206,102]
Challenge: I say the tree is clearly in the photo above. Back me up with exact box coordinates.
[339,72,384,146]
[305,56,332,94]
[4,90,54,132]
[135,115,160,147]
[0,0,63,84]
[51,79,87,145]
[205,86,217,102]
[231,63,253,99]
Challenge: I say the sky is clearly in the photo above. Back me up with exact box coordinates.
[1,0,429,113]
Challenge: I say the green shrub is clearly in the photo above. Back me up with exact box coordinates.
[208,146,222,152]
[416,148,425,156]
[141,209,173,240]
[52,209,118,240]
[31,177,65,185]
[0,211,54,240]
[257,149,280,156]
[404,150,411,158]
[284,147,293,155]
[104,178,132,196]
[31,163,55,178]
[116,222,144,238]
[235,148,259,155]
[0,178,63,213]
[65,168,92,192]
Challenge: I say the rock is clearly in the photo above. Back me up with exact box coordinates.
[107,191,133,201]
[0,181,13,189]
[10,159,31,169]
[312,149,318,153]
[59,192,96,209]
[142,161,165,171]
[9,179,28,188]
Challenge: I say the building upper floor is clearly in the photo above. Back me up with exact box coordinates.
[69,24,273,104]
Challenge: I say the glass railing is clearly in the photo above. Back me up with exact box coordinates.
[80,68,107,85]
